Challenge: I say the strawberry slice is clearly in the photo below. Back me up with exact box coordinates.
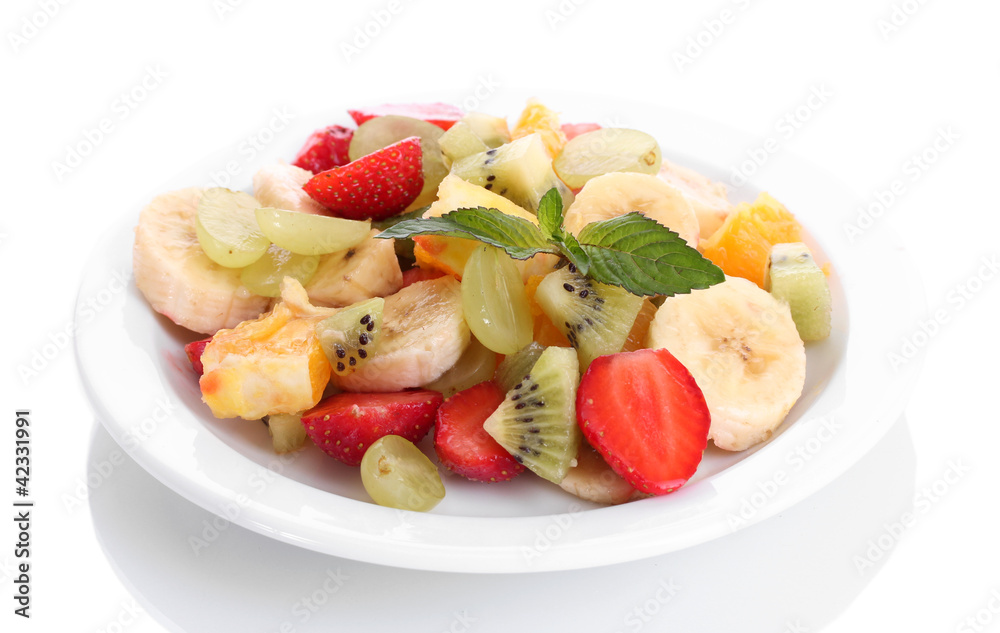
[292,125,354,174]
[303,136,423,221]
[576,348,711,495]
[434,381,525,482]
[302,390,442,466]
[348,103,464,131]
[184,338,212,375]
[400,266,446,289]
[561,122,601,140]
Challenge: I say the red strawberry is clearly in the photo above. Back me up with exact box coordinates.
[434,381,524,482]
[302,390,442,466]
[576,348,711,495]
[292,125,354,174]
[303,136,423,221]
[184,338,212,375]
[561,122,601,140]
[400,266,446,288]
[348,103,464,131]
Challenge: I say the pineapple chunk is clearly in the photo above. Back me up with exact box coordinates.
[200,279,336,420]
[511,99,567,157]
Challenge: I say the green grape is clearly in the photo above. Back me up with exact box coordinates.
[239,244,319,297]
[461,245,533,355]
[195,188,270,267]
[553,128,662,190]
[423,337,497,396]
[348,115,448,208]
[360,435,445,512]
[255,207,371,256]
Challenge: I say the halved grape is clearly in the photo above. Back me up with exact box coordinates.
[439,112,511,165]
[423,337,498,396]
[239,244,319,297]
[360,435,445,512]
[255,207,371,256]
[553,128,662,190]
[195,188,270,267]
[348,115,447,208]
[461,245,533,355]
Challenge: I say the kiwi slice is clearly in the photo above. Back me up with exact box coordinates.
[765,242,832,341]
[495,341,545,392]
[316,298,384,376]
[483,346,581,484]
[533,264,643,370]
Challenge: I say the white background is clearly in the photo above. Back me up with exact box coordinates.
[3,0,999,631]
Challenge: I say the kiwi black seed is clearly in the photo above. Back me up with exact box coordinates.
[483,346,581,484]
[495,342,546,392]
[533,266,644,370]
[316,298,385,377]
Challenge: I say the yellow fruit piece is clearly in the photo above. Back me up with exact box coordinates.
[525,274,571,347]
[701,192,802,288]
[511,99,567,158]
[621,298,658,353]
[200,280,334,420]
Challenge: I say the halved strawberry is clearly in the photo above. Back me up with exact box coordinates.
[576,348,710,495]
[301,390,442,466]
[184,337,212,375]
[561,122,601,140]
[303,136,423,221]
[400,266,446,289]
[292,125,354,174]
[348,103,464,131]
[434,381,524,482]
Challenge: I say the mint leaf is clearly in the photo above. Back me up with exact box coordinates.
[375,207,556,260]
[577,213,724,296]
[555,229,591,276]
[536,188,564,239]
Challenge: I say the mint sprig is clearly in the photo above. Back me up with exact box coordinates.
[375,188,724,297]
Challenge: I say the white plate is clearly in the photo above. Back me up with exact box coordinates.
[75,97,924,573]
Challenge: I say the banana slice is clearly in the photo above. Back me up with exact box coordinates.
[304,229,403,307]
[645,276,805,451]
[133,187,270,335]
[562,172,700,248]
[332,277,470,392]
[558,441,637,505]
[657,160,733,240]
[252,162,328,215]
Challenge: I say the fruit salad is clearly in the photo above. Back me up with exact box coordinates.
[133,100,833,512]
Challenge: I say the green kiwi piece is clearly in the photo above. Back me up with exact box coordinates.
[533,264,643,370]
[494,341,545,392]
[316,298,384,376]
[483,346,581,484]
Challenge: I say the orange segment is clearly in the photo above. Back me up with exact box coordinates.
[525,274,571,347]
[701,192,801,288]
[511,99,567,157]
[622,298,658,352]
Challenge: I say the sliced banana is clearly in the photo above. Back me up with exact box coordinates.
[332,277,470,392]
[133,187,270,335]
[562,172,700,248]
[304,229,403,307]
[645,276,805,451]
[657,160,733,240]
[252,162,328,215]
[558,441,637,505]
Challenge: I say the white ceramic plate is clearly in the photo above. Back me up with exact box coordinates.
[75,97,924,573]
